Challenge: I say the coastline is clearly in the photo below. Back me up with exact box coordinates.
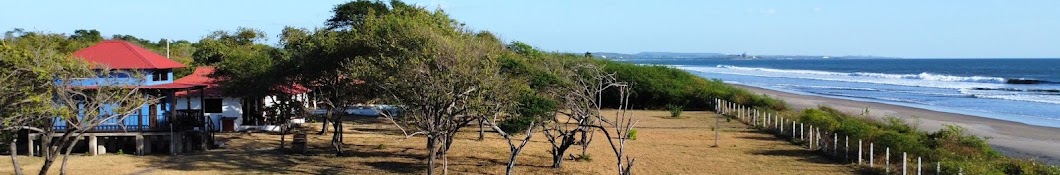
[732,84,1060,165]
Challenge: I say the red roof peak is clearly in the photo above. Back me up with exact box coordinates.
[72,40,185,69]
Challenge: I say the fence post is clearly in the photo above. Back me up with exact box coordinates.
[780,118,785,133]
[800,123,805,140]
[858,139,863,165]
[808,126,814,149]
[870,142,874,168]
[791,121,796,139]
[845,135,850,161]
[917,156,922,175]
[886,147,891,174]
[816,128,822,151]
[902,152,907,175]
[936,161,940,175]
[833,134,838,156]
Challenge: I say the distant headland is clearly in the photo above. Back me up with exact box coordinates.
[592,52,896,60]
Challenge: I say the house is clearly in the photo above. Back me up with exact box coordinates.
[172,66,312,132]
[24,40,211,156]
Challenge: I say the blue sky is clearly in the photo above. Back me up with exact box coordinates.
[2,0,1059,58]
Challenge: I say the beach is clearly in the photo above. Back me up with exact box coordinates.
[733,84,1060,165]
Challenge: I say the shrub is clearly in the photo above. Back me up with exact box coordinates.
[627,129,638,140]
[667,104,684,118]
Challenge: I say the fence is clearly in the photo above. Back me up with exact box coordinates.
[712,98,965,175]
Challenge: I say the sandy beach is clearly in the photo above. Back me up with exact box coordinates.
[733,84,1060,165]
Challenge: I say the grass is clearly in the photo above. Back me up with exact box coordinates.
[0,110,858,174]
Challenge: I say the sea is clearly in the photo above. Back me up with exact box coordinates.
[621,58,1060,128]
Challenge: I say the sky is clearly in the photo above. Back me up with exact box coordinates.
[2,0,1059,58]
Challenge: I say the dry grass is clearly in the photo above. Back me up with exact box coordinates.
[1,110,857,174]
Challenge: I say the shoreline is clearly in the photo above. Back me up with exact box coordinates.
[732,84,1060,165]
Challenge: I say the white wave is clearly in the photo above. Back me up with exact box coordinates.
[959,88,1060,105]
[679,65,1009,90]
[715,65,1007,83]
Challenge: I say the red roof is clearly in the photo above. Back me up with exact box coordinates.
[72,40,185,69]
[174,66,219,86]
[173,66,309,97]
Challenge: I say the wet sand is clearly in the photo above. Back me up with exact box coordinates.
[733,84,1060,165]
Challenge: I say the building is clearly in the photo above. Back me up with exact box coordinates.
[26,40,211,156]
[173,66,312,132]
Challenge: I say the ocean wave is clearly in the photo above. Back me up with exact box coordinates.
[959,88,1060,105]
[715,65,1009,84]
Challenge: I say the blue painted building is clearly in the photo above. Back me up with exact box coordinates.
[59,40,208,132]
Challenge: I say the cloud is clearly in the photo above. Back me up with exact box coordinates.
[813,7,823,12]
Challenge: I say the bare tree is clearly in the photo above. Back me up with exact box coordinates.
[481,114,536,175]
[37,68,159,175]
[592,84,638,175]
[542,62,621,168]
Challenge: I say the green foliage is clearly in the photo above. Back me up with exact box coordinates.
[627,129,638,140]
[575,153,593,162]
[799,106,1060,174]
[596,60,786,111]
[117,149,125,155]
[667,104,683,118]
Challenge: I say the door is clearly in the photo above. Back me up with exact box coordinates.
[222,119,234,132]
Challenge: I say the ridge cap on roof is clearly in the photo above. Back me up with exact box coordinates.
[116,40,162,69]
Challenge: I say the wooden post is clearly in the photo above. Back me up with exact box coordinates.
[816,128,822,151]
[845,135,850,161]
[833,134,838,156]
[714,110,719,147]
[903,152,907,175]
[800,123,805,140]
[791,121,796,139]
[936,161,941,175]
[809,126,815,149]
[917,157,922,175]
[886,147,891,174]
[870,142,875,167]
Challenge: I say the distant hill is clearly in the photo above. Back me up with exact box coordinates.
[592,52,896,60]
[592,52,726,59]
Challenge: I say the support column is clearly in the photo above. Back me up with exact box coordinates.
[26,134,35,157]
[144,136,153,154]
[135,134,145,156]
[88,134,98,156]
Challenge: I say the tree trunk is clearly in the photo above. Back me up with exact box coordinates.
[10,138,23,175]
[279,123,287,151]
[317,117,329,135]
[551,134,574,168]
[477,119,484,141]
[331,114,343,156]
[426,134,437,175]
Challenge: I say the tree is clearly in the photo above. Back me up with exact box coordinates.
[326,0,391,29]
[481,115,535,175]
[38,67,159,175]
[0,40,59,175]
[541,60,619,168]
[344,3,517,174]
[592,84,637,175]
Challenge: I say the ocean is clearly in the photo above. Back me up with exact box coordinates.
[622,58,1060,128]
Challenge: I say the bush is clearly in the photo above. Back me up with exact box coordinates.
[667,104,684,118]
[627,129,638,140]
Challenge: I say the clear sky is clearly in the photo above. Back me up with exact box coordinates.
[3,0,1059,58]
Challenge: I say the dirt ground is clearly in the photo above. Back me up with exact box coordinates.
[1,110,858,174]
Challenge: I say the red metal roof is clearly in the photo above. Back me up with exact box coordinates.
[72,40,185,69]
[173,66,310,97]
[174,66,218,86]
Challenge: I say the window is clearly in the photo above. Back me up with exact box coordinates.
[204,99,223,113]
[152,70,169,81]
